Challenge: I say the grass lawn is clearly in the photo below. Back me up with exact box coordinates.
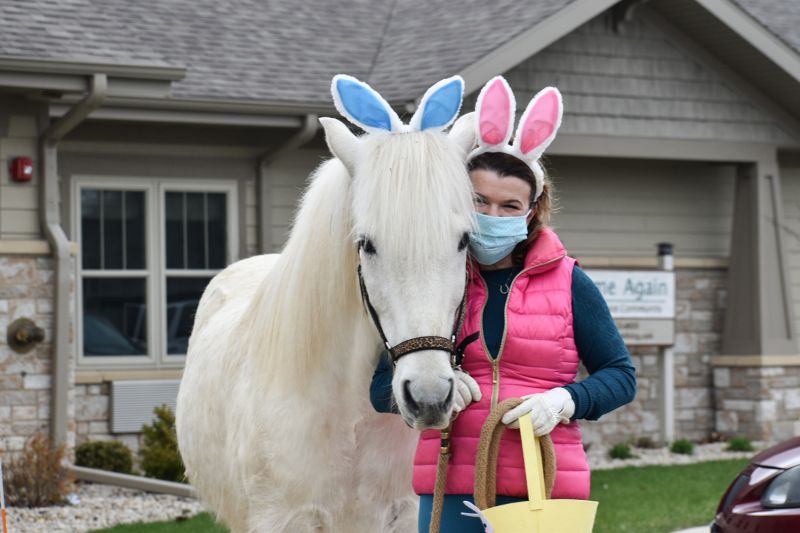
[90,513,227,532]
[90,458,749,533]
[591,458,749,533]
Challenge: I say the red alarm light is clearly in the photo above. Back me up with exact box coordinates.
[10,157,34,182]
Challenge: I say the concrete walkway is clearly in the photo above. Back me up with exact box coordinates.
[671,528,709,533]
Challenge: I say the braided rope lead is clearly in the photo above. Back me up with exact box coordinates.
[429,425,452,533]
[429,399,557,532]
[475,398,556,510]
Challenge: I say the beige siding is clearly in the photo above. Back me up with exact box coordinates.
[0,100,41,240]
[549,156,735,258]
[264,150,737,260]
[780,162,800,337]
[267,148,328,251]
[491,14,797,144]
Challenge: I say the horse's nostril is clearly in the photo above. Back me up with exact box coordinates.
[402,380,420,416]
[442,378,454,408]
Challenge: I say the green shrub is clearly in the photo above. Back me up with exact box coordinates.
[139,405,186,483]
[75,440,134,474]
[670,439,694,455]
[634,436,661,449]
[608,443,635,460]
[726,437,754,452]
[4,432,73,507]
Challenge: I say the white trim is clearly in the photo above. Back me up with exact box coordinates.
[0,240,77,255]
[711,355,800,367]
[164,269,221,277]
[577,255,728,269]
[81,270,150,278]
[71,176,238,370]
[548,134,776,162]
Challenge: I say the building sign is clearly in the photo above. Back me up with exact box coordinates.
[614,319,674,346]
[584,270,676,346]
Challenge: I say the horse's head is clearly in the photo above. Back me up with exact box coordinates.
[320,75,476,430]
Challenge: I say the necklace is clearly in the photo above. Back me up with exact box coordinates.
[488,270,516,295]
[499,270,515,295]
[482,267,520,295]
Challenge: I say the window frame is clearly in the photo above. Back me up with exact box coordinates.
[72,176,239,370]
[158,181,238,364]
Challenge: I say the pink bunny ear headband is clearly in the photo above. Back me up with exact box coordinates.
[468,76,564,203]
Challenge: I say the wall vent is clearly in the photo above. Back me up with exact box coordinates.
[111,380,180,433]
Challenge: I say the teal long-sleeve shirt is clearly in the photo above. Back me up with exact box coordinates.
[369,264,637,421]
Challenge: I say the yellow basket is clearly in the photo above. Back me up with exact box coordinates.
[473,404,598,533]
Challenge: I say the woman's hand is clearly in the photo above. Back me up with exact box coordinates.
[453,370,482,414]
[501,387,575,435]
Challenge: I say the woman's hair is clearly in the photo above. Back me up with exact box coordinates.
[467,152,557,266]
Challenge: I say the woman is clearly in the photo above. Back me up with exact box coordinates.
[370,78,636,532]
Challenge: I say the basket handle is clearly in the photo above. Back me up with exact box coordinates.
[473,398,556,510]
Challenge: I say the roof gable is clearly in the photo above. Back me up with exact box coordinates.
[366,0,576,102]
[492,11,799,145]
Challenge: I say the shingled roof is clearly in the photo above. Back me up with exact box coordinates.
[0,0,575,104]
[732,0,800,55]
[365,0,572,102]
[1,0,798,106]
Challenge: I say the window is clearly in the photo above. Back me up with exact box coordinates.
[163,191,227,356]
[73,178,238,368]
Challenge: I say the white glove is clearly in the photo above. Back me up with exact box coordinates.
[453,370,482,414]
[501,387,575,435]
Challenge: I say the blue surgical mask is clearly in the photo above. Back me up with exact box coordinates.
[469,210,531,265]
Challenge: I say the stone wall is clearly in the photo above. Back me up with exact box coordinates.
[75,383,142,453]
[0,255,64,455]
[581,268,727,448]
[713,365,800,442]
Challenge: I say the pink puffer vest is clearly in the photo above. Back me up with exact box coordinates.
[412,228,590,499]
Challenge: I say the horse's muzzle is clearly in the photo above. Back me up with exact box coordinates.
[401,378,454,429]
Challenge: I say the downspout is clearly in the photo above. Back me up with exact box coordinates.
[257,114,318,253]
[39,73,107,447]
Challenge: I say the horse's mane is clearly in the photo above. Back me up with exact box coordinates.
[235,130,474,391]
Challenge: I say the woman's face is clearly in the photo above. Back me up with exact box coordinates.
[470,168,534,219]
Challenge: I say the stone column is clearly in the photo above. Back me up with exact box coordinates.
[714,157,800,441]
[0,255,65,454]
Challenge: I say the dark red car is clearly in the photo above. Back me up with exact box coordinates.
[712,437,800,532]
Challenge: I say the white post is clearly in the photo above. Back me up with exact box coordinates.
[658,242,675,444]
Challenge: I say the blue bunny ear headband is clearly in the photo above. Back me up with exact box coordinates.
[331,74,464,134]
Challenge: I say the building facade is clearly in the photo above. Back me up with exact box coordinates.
[1,0,799,455]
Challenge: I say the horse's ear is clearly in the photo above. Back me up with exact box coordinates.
[475,76,515,148]
[320,117,361,175]
[514,87,563,162]
[409,76,464,131]
[448,112,477,157]
[331,74,402,134]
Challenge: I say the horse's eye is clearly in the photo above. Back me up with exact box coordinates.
[360,238,376,255]
[458,232,469,252]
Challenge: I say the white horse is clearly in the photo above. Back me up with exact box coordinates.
[176,75,476,532]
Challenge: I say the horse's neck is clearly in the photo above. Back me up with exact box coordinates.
[241,159,376,394]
